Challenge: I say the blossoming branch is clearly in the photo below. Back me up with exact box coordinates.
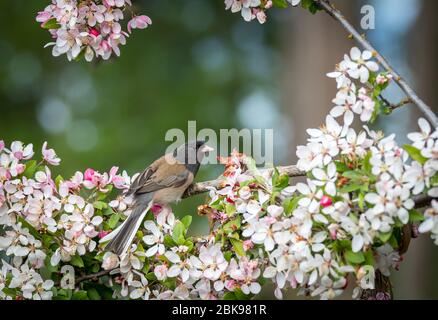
[36,0,152,62]
[2,46,438,300]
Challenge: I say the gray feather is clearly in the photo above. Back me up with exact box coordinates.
[104,200,152,256]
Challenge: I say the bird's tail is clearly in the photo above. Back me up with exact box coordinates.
[100,201,153,256]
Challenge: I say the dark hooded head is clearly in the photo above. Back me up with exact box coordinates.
[173,140,213,174]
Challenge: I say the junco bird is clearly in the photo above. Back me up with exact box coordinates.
[100,140,213,256]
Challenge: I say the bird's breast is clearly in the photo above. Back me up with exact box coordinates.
[152,183,191,205]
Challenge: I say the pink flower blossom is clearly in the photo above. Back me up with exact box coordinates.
[84,168,96,182]
[243,240,254,251]
[127,15,152,34]
[151,204,163,216]
[98,230,111,239]
[89,28,100,37]
[42,142,61,166]
[37,0,147,62]
[320,195,333,207]
[36,11,51,23]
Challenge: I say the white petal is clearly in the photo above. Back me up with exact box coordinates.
[352,234,364,252]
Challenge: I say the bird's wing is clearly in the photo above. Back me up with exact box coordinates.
[127,156,191,196]
[126,166,155,196]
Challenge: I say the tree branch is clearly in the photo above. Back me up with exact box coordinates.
[183,165,305,198]
[360,270,393,300]
[315,0,438,126]
[413,194,435,208]
[379,95,413,111]
[74,269,114,285]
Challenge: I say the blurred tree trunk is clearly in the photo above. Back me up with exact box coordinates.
[278,1,359,163]
[278,1,358,298]
[393,0,438,299]
[278,0,438,299]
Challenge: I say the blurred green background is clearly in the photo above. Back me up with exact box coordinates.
[1,0,437,299]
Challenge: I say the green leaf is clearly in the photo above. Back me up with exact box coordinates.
[234,288,250,300]
[91,263,100,273]
[358,193,365,211]
[93,201,108,210]
[70,255,84,268]
[146,272,157,281]
[223,217,241,234]
[301,0,320,14]
[87,288,101,300]
[283,195,302,215]
[55,175,64,188]
[339,183,362,193]
[345,250,365,265]
[409,209,425,222]
[335,161,349,173]
[272,0,289,9]
[164,234,176,247]
[103,207,115,216]
[107,214,120,229]
[388,233,399,249]
[224,251,233,262]
[403,144,428,165]
[272,167,280,186]
[42,234,55,248]
[378,231,392,243]
[181,215,192,229]
[42,18,61,30]
[363,152,372,174]
[369,98,382,123]
[39,266,52,280]
[184,239,194,252]
[72,290,89,300]
[274,173,289,189]
[225,203,236,216]
[97,185,113,201]
[364,249,376,266]
[172,221,186,245]
[342,170,365,180]
[230,238,245,257]
[275,174,289,189]
[45,255,59,273]
[22,160,37,178]
[53,288,72,300]
[223,292,237,300]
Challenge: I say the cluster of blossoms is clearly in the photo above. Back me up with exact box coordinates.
[224,0,302,24]
[0,140,267,300]
[36,0,152,62]
[2,46,438,300]
[0,140,132,299]
[290,47,438,298]
[100,190,264,300]
[326,47,390,124]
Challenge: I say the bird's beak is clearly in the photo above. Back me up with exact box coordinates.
[200,145,214,153]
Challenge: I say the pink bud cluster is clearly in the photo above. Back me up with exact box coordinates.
[36,0,152,62]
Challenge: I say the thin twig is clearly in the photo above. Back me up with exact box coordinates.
[74,269,114,284]
[183,165,306,198]
[315,0,438,126]
[379,95,413,111]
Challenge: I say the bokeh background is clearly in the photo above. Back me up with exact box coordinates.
[1,0,437,299]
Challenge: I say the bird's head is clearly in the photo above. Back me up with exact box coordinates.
[173,140,214,168]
